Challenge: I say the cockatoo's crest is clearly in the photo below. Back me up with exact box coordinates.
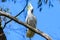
[27,3,33,11]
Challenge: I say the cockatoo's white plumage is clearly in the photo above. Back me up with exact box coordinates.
[26,3,37,38]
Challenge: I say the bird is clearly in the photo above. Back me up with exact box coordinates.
[25,2,37,40]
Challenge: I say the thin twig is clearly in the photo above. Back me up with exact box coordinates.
[3,0,28,29]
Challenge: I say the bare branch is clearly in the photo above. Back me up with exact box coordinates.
[0,11,52,40]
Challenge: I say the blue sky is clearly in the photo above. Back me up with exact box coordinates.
[0,0,60,40]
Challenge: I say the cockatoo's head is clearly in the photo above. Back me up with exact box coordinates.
[27,3,33,12]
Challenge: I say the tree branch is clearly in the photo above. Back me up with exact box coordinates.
[0,11,52,40]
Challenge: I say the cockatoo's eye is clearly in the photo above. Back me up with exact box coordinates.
[31,9,33,13]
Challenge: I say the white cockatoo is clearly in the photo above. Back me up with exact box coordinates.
[26,2,37,38]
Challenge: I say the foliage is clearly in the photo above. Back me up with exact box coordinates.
[1,0,6,2]
[38,0,53,11]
